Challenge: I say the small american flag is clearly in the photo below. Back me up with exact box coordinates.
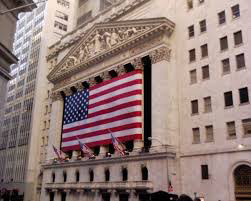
[53,145,66,161]
[111,133,126,156]
[78,139,95,158]
[61,70,143,151]
[168,181,173,192]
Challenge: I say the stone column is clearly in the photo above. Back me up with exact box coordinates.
[149,46,176,147]
[47,91,64,160]
[130,190,138,201]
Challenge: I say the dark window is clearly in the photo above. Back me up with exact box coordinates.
[189,49,196,62]
[242,118,251,135]
[239,87,249,104]
[220,36,228,51]
[89,170,94,182]
[198,0,204,4]
[122,168,128,181]
[234,31,243,46]
[224,91,233,107]
[236,53,245,69]
[202,65,210,79]
[200,20,207,33]
[222,58,230,73]
[125,140,134,152]
[187,0,193,10]
[190,69,197,84]
[102,193,111,201]
[52,173,55,183]
[227,121,236,138]
[108,143,115,154]
[218,11,226,24]
[105,169,110,182]
[61,192,66,201]
[201,44,208,58]
[76,171,80,182]
[142,166,148,180]
[201,165,209,180]
[119,193,129,201]
[93,146,100,155]
[49,192,55,201]
[188,25,194,38]
[192,127,200,144]
[63,171,67,182]
[191,100,199,114]
[232,4,240,19]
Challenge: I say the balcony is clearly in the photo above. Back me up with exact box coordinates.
[45,181,153,191]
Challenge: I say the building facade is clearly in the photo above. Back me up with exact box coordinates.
[0,1,76,201]
[41,0,251,201]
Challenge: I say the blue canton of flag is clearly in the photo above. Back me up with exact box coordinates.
[63,89,90,125]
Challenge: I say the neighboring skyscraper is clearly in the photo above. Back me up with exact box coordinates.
[0,1,76,200]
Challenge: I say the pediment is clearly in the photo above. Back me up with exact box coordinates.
[48,17,175,83]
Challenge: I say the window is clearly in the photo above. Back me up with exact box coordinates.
[122,168,128,181]
[201,44,208,58]
[76,170,80,182]
[188,25,194,38]
[55,11,68,21]
[191,100,198,114]
[192,127,200,144]
[218,11,226,24]
[54,21,67,31]
[198,0,204,4]
[189,49,196,62]
[190,69,197,84]
[232,4,240,19]
[204,96,212,113]
[202,65,210,80]
[239,87,249,104]
[52,172,55,183]
[61,192,66,201]
[222,58,230,74]
[89,169,94,182]
[200,20,207,33]
[226,121,236,138]
[234,31,243,46]
[205,125,214,142]
[224,91,233,107]
[242,118,251,135]
[63,171,67,182]
[49,192,55,201]
[57,0,70,8]
[141,166,148,180]
[220,36,228,51]
[105,169,110,182]
[187,0,193,10]
[201,165,209,180]
[236,53,245,69]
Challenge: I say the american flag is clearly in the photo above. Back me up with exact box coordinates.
[53,145,66,161]
[111,133,126,156]
[78,139,95,158]
[61,70,143,151]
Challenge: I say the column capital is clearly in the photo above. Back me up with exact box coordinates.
[116,65,126,76]
[75,82,84,91]
[100,71,111,81]
[51,91,63,102]
[132,58,143,70]
[63,87,73,96]
[149,46,171,64]
[88,77,96,87]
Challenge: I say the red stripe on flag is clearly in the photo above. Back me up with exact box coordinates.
[63,111,142,133]
[62,122,142,142]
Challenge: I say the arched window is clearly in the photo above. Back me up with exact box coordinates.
[52,172,55,183]
[63,171,67,182]
[105,169,110,182]
[122,168,128,181]
[89,169,94,182]
[141,166,148,181]
[75,170,80,182]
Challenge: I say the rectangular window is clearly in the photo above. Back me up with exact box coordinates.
[55,11,68,21]
[206,125,214,142]
[188,25,194,38]
[222,58,230,74]
[234,31,243,46]
[57,0,70,8]
[190,69,197,84]
[189,49,196,62]
[226,121,236,138]
[218,11,226,25]
[191,100,199,114]
[220,36,228,51]
[232,4,240,19]
[201,44,208,58]
[192,127,200,144]
[54,21,67,31]
[239,87,249,104]
[202,65,210,80]
[236,53,245,69]
[204,96,212,113]
[200,20,207,33]
[187,0,193,10]
[224,91,233,107]
[201,165,209,180]
[242,118,251,136]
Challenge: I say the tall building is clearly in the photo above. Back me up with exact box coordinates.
[0,1,77,201]
[38,0,251,201]
[0,0,36,146]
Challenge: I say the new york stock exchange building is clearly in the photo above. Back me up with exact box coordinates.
[39,1,251,201]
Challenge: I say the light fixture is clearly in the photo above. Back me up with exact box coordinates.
[237,144,245,150]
